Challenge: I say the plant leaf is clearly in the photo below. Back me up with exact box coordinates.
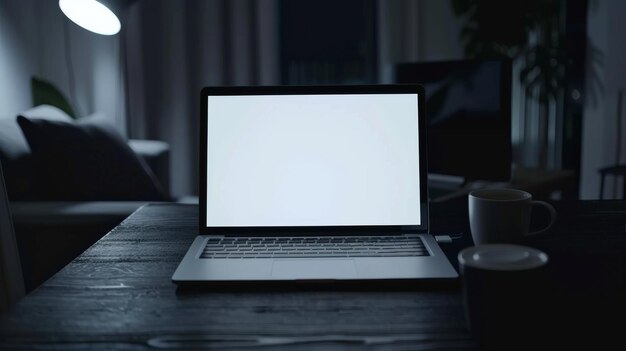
[31,77,77,118]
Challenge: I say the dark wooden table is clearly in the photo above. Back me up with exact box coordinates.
[1,201,626,350]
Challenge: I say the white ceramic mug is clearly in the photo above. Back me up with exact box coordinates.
[468,188,556,245]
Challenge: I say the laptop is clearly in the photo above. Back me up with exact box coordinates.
[172,85,458,283]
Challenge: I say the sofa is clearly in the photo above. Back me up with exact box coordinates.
[0,105,171,292]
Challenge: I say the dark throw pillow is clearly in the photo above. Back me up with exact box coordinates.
[17,115,167,201]
[0,118,38,200]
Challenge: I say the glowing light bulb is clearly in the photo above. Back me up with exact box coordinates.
[59,0,121,36]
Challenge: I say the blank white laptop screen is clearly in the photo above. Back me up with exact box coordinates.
[206,93,421,227]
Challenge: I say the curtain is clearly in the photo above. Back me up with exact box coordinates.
[376,0,463,83]
[124,0,279,197]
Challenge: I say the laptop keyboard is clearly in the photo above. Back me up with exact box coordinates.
[199,236,429,259]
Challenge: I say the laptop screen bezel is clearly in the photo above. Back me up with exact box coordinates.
[199,85,429,235]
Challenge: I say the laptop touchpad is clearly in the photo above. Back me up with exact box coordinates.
[271,259,357,279]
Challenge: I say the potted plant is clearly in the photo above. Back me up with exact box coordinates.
[451,0,598,169]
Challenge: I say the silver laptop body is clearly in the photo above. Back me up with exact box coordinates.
[173,85,458,283]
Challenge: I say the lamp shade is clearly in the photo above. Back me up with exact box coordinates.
[59,0,121,35]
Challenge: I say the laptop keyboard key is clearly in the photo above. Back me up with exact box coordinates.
[200,236,430,259]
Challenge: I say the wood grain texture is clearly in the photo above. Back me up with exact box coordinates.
[0,204,477,350]
[3,200,626,350]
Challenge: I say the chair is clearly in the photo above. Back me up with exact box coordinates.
[0,161,25,313]
[598,165,626,199]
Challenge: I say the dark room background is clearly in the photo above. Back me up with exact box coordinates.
[1,0,625,199]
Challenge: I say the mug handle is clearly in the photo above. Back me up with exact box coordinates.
[527,201,557,236]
